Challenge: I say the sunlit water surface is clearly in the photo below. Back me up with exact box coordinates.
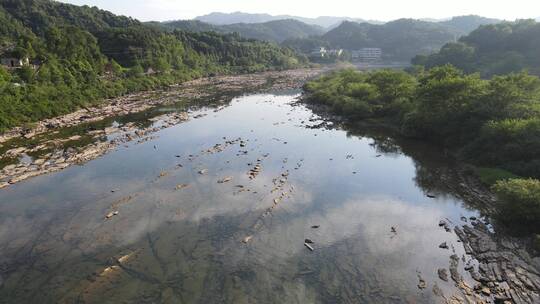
[0,92,480,303]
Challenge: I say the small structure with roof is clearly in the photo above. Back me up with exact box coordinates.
[1,56,30,69]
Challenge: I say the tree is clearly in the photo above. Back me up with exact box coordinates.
[410,65,487,143]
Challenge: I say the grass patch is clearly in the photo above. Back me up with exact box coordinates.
[475,167,520,186]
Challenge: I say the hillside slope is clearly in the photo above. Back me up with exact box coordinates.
[0,0,305,131]
[413,20,540,76]
[158,19,325,43]
[322,19,456,60]
[438,15,502,35]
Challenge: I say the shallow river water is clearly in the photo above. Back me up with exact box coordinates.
[0,91,484,303]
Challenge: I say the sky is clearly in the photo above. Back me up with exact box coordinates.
[59,0,540,22]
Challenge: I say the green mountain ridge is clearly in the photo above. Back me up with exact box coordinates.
[155,19,325,43]
[438,15,502,34]
[194,11,375,28]
[413,19,540,76]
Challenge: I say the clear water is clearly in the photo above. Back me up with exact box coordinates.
[0,92,480,303]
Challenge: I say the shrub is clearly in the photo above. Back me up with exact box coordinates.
[492,178,540,231]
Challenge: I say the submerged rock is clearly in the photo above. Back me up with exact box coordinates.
[218,176,233,183]
[439,242,449,249]
[175,184,189,190]
[417,275,427,289]
[438,268,449,282]
[105,211,119,219]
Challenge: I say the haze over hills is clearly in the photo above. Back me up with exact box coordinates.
[438,15,502,34]
[194,12,377,29]
[156,19,325,43]
[195,12,501,31]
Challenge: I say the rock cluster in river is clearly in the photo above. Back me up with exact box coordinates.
[432,218,540,303]
[0,112,188,189]
[0,69,322,189]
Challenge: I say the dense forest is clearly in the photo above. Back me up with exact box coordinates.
[413,20,540,77]
[304,67,540,231]
[0,0,306,131]
[154,19,325,43]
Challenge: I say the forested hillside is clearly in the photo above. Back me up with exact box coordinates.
[437,15,501,35]
[282,16,501,61]
[320,19,456,61]
[156,19,325,43]
[0,0,305,131]
[413,20,540,77]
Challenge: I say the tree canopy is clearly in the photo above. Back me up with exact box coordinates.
[413,20,540,77]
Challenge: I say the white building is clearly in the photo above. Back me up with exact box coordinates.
[1,57,30,68]
[327,49,344,57]
[309,47,327,58]
[351,48,382,62]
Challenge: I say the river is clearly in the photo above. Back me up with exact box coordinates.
[0,83,537,303]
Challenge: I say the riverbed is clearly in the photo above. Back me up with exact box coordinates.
[0,82,539,303]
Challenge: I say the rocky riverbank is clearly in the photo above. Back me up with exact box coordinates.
[0,68,322,145]
[0,68,323,189]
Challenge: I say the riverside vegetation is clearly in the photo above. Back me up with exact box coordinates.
[0,0,306,132]
[303,66,540,234]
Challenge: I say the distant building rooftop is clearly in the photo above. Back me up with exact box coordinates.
[351,48,382,62]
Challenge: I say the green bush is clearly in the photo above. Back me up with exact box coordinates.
[492,179,540,230]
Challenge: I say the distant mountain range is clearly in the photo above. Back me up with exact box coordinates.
[153,14,501,46]
[194,12,501,32]
[152,13,505,61]
[284,16,503,61]
[156,19,325,43]
[194,12,380,29]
